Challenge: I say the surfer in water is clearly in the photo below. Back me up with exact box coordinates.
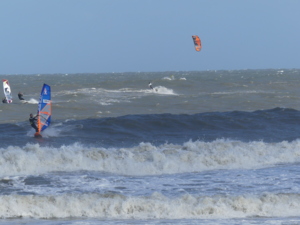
[29,113,38,132]
[18,92,25,100]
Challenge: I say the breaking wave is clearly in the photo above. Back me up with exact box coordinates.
[1,139,300,177]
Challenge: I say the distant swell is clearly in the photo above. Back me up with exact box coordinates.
[1,107,300,148]
[57,107,300,146]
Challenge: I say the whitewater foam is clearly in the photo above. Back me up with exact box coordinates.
[1,139,300,177]
[0,192,299,219]
[24,98,38,104]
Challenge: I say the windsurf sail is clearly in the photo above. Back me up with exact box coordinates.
[2,79,13,103]
[192,35,202,52]
[37,84,51,133]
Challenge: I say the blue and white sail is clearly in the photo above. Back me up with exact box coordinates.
[37,84,51,133]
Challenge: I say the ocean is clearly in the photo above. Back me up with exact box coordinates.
[0,69,300,224]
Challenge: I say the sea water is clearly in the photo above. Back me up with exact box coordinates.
[0,69,300,224]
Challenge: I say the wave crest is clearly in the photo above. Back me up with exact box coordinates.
[1,139,300,177]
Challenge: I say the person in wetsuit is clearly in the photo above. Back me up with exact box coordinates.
[18,92,25,100]
[148,82,153,90]
[29,113,38,132]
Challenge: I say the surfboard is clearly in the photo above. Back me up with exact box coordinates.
[34,132,43,138]
[34,84,51,138]
[2,79,13,103]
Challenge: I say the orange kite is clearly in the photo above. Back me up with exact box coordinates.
[192,35,202,52]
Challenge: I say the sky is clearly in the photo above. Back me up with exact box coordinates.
[0,0,300,74]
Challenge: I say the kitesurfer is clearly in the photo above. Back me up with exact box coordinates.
[18,92,25,100]
[148,82,153,90]
[2,98,7,103]
[29,113,38,132]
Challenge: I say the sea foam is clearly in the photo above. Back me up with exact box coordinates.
[0,139,300,177]
[0,192,299,219]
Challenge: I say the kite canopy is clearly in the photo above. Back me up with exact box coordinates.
[192,35,202,51]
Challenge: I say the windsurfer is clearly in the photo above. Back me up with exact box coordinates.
[29,113,38,132]
[18,92,25,100]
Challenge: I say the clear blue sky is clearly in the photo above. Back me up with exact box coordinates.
[0,0,299,74]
